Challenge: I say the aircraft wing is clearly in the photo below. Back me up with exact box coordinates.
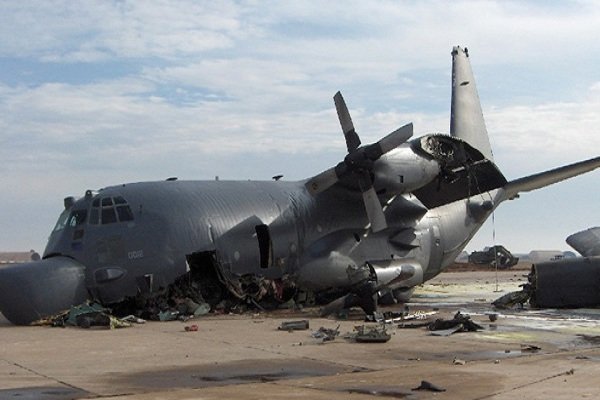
[566,227,600,257]
[500,156,600,202]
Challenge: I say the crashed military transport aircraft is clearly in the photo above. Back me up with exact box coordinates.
[1,46,600,325]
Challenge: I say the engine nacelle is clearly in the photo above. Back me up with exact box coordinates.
[368,259,423,290]
[296,252,370,291]
[373,146,440,195]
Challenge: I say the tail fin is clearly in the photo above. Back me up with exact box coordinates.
[450,46,494,161]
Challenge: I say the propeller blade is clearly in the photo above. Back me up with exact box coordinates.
[377,123,413,154]
[362,185,387,232]
[334,91,361,153]
[305,166,339,195]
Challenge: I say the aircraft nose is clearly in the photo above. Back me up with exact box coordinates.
[0,256,89,325]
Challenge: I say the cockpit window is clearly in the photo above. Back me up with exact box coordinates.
[116,205,134,222]
[89,196,134,225]
[101,207,117,224]
[52,209,70,232]
[114,196,127,205]
[68,209,87,227]
[52,208,88,231]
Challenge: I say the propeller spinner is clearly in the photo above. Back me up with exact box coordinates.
[305,91,413,232]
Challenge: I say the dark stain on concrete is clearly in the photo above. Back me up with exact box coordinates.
[0,386,90,400]
[110,358,366,390]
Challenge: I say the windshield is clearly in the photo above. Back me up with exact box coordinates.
[52,209,87,232]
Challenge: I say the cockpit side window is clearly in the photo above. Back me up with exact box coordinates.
[52,209,70,232]
[68,209,87,227]
[89,196,135,225]
[52,208,87,231]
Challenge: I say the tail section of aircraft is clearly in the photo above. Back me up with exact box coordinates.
[450,46,494,162]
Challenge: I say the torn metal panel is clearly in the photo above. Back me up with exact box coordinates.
[411,135,506,209]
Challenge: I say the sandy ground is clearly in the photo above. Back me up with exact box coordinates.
[1,269,600,399]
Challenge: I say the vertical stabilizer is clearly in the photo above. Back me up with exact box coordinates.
[450,46,494,161]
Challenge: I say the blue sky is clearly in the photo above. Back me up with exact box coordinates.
[1,1,599,253]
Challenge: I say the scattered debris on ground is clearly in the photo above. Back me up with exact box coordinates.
[349,324,392,343]
[32,302,137,329]
[311,325,340,342]
[428,311,483,336]
[492,284,531,309]
[452,357,466,365]
[278,320,310,331]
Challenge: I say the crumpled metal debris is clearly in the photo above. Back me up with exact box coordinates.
[492,284,531,309]
[350,324,392,343]
[428,311,483,336]
[33,302,133,329]
[311,325,340,342]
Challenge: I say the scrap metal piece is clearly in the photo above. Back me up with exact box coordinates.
[352,324,392,343]
[428,311,483,335]
[492,286,531,309]
[311,325,340,342]
[278,320,310,331]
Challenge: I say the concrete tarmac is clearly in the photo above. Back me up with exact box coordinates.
[1,269,600,399]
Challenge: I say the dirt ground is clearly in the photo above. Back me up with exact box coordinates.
[1,269,600,400]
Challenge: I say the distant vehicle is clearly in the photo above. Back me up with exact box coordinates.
[468,245,519,269]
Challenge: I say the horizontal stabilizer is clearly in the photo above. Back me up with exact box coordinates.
[566,227,600,257]
[502,156,600,201]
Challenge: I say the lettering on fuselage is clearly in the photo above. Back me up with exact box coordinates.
[128,249,144,260]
